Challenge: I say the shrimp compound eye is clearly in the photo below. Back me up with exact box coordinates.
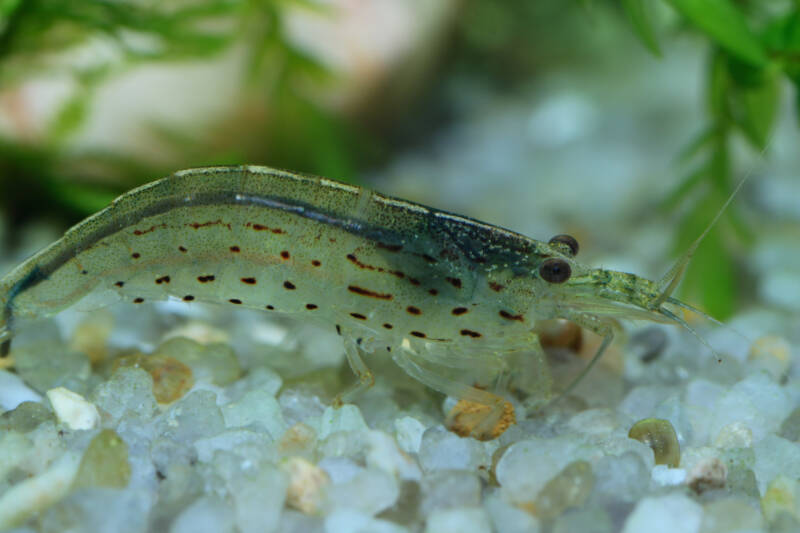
[539,258,571,283]
[548,234,579,257]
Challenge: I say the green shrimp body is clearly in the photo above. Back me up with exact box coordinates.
[0,166,698,414]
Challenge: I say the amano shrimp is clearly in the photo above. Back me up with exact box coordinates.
[0,166,717,435]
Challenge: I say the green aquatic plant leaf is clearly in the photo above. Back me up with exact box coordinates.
[621,0,661,55]
[666,0,767,66]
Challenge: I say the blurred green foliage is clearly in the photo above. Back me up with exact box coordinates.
[0,0,367,224]
[616,0,798,319]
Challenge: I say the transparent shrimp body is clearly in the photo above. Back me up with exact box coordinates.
[0,166,711,437]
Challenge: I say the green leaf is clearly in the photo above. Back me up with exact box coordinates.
[0,0,21,18]
[49,90,91,144]
[48,181,118,215]
[732,70,779,149]
[674,190,737,320]
[621,0,661,55]
[666,0,767,66]
[707,52,730,119]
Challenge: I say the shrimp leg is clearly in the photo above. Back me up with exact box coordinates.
[333,334,376,407]
[392,345,508,438]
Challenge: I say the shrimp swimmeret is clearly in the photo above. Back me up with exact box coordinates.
[0,166,720,435]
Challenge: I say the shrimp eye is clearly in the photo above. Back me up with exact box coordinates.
[548,234,579,257]
[539,258,571,283]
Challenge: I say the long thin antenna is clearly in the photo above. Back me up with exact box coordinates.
[654,131,774,308]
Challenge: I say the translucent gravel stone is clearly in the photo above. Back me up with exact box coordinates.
[170,496,236,533]
[72,429,131,489]
[156,337,242,386]
[324,467,399,516]
[0,400,53,433]
[156,390,225,444]
[394,416,427,454]
[226,366,283,401]
[39,487,151,533]
[700,496,764,533]
[622,493,703,533]
[366,430,421,481]
[194,430,275,463]
[91,367,157,423]
[424,507,492,533]
[113,353,194,404]
[324,509,409,533]
[484,492,541,533]
[46,387,100,430]
[592,452,650,504]
[14,342,90,395]
[222,388,287,439]
[318,405,369,439]
[229,465,288,533]
[753,435,800,495]
[420,470,481,517]
[534,460,594,520]
[281,456,330,514]
[552,506,613,533]
[418,427,489,473]
[494,436,594,503]
[708,373,793,442]
[0,371,42,411]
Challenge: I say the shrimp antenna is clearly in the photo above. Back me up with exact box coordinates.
[654,168,754,308]
[659,306,723,362]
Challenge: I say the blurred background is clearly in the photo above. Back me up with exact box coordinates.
[1,0,799,321]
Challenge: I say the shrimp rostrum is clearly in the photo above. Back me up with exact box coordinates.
[0,166,713,436]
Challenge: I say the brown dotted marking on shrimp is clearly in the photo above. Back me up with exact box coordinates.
[348,285,393,300]
[382,323,393,329]
[133,223,168,236]
[133,297,144,304]
[350,312,367,320]
[408,277,421,286]
[183,295,195,301]
[306,304,318,310]
[410,331,427,338]
[446,277,462,289]
[178,246,188,253]
[266,305,275,310]
[499,310,524,322]
[428,288,439,296]
[311,259,322,267]
[345,253,406,280]
[114,281,125,288]
[229,298,242,305]
[246,222,286,234]
[451,307,469,316]
[189,219,231,230]
[489,282,506,292]
[460,329,482,338]
[376,242,403,252]
[283,281,296,290]
[280,251,290,260]
[131,253,141,259]
[406,306,422,315]
[155,275,170,285]
[81,270,88,275]
[241,277,256,285]
[197,275,215,283]
[229,246,240,253]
